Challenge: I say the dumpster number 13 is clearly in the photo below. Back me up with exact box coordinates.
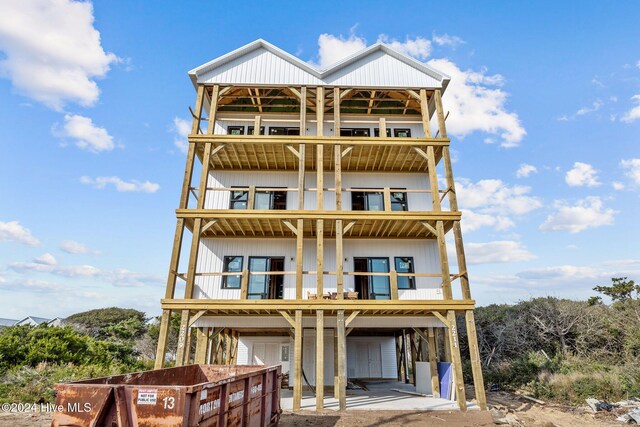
[163,397,175,409]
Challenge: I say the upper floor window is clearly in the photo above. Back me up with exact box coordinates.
[227,126,245,135]
[230,188,249,209]
[352,188,408,211]
[255,190,287,210]
[374,128,391,137]
[340,128,370,137]
[394,129,411,137]
[352,190,384,211]
[247,126,265,135]
[390,189,408,211]
[222,256,244,289]
[269,127,300,135]
[394,257,415,289]
[230,187,286,210]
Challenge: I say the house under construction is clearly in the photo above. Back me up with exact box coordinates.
[154,39,486,412]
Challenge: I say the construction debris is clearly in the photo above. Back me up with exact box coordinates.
[517,394,546,405]
[586,397,615,412]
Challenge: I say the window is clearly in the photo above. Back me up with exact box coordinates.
[390,189,408,211]
[340,128,370,137]
[394,128,412,137]
[394,257,415,289]
[247,126,265,135]
[352,190,384,211]
[354,257,391,300]
[227,126,245,135]
[229,188,249,209]
[247,257,285,299]
[222,256,244,288]
[374,128,391,137]
[254,189,287,210]
[269,127,300,135]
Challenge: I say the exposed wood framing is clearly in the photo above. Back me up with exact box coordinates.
[447,310,467,410]
[316,310,324,410]
[293,310,303,411]
[337,309,347,410]
[427,327,440,397]
[466,310,487,410]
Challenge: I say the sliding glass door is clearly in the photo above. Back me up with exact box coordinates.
[247,257,284,299]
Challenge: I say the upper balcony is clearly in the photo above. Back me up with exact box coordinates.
[189,85,450,173]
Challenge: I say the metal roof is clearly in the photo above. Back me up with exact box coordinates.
[0,318,18,327]
[189,39,450,91]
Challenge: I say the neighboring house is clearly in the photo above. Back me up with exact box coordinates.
[11,316,64,327]
[0,318,19,328]
[153,39,486,412]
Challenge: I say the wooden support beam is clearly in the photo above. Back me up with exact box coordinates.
[191,85,206,135]
[334,87,342,211]
[278,310,296,329]
[421,221,437,236]
[337,310,347,410]
[334,330,339,398]
[410,331,417,385]
[240,269,249,299]
[285,144,300,159]
[253,115,261,135]
[175,309,190,366]
[201,220,217,235]
[406,89,421,101]
[447,310,467,410]
[345,310,360,327]
[188,310,207,327]
[281,220,298,236]
[341,146,353,158]
[336,220,344,298]
[419,89,432,138]
[316,310,324,410]
[390,270,399,300]
[466,310,487,410]
[317,219,324,295]
[383,187,392,212]
[248,186,256,210]
[343,220,357,234]
[436,220,453,299]
[432,311,449,327]
[434,89,448,139]
[345,327,354,336]
[339,88,352,100]
[293,310,303,411]
[194,327,208,364]
[296,219,303,299]
[154,309,171,369]
[427,327,440,397]
[206,85,220,135]
[378,117,387,137]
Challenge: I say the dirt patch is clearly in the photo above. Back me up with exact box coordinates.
[279,410,495,427]
[0,412,51,427]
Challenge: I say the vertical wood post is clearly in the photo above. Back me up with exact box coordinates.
[419,89,432,138]
[337,310,347,410]
[293,310,303,411]
[466,310,487,410]
[390,270,399,300]
[253,115,261,135]
[427,327,440,397]
[409,331,417,385]
[240,269,249,299]
[195,327,208,364]
[316,310,324,410]
[434,89,447,139]
[316,87,324,298]
[446,310,467,410]
[379,117,387,137]
[296,219,304,299]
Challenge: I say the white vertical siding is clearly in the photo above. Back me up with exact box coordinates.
[346,336,397,379]
[194,238,441,300]
[290,329,335,386]
[236,336,290,374]
[205,171,299,210]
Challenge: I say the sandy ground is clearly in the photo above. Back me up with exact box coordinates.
[0,389,628,426]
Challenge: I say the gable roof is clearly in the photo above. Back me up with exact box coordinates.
[189,39,450,91]
[0,318,18,327]
[16,316,51,325]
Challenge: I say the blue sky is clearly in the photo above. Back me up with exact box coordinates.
[0,0,639,319]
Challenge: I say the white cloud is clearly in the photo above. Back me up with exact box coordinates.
[621,158,640,185]
[0,221,40,246]
[612,181,625,191]
[316,32,367,68]
[461,210,514,233]
[565,162,601,187]
[457,178,542,215]
[466,240,536,264]
[456,178,541,233]
[0,0,118,110]
[80,176,160,193]
[621,95,640,123]
[432,33,465,48]
[55,114,114,152]
[59,240,90,254]
[516,163,537,178]
[376,34,431,60]
[171,117,190,153]
[9,259,162,288]
[426,58,526,147]
[34,253,57,266]
[576,100,602,116]
[540,196,616,233]
[313,31,525,147]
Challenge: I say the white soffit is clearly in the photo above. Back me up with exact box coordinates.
[189,39,450,91]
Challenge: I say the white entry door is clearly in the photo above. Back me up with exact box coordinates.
[252,343,280,366]
[368,343,382,378]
